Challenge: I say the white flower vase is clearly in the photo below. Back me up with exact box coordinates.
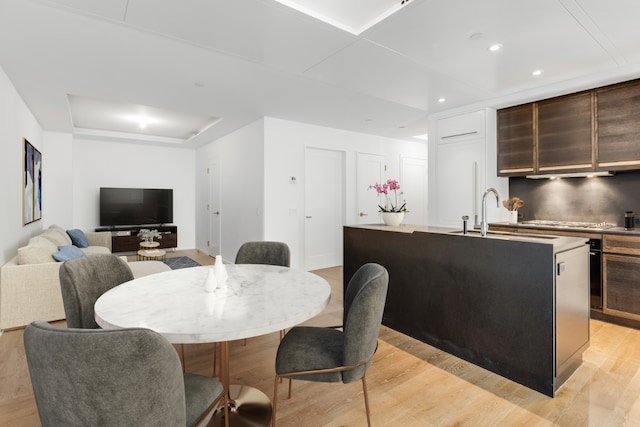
[382,212,405,226]
[214,255,228,289]
[204,267,217,293]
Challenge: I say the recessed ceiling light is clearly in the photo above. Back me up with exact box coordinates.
[469,32,483,40]
[138,119,148,129]
[488,43,503,52]
[438,98,446,103]
[532,69,544,76]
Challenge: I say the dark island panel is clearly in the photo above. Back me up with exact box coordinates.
[344,226,560,396]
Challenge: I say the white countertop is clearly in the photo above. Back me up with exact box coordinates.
[94,264,331,344]
[346,223,587,252]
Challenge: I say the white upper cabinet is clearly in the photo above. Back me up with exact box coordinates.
[437,110,486,143]
[429,108,508,228]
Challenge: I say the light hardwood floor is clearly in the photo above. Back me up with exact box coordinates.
[2,250,640,426]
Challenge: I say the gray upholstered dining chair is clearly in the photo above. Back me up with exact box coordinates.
[272,263,389,427]
[235,241,291,267]
[24,321,225,427]
[235,241,291,344]
[59,253,134,329]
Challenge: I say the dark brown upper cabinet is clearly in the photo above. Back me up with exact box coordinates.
[536,91,595,174]
[493,77,640,176]
[497,104,535,176]
[596,79,640,171]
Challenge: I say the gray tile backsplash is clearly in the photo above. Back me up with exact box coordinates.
[509,172,640,227]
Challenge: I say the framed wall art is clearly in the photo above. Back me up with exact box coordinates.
[23,138,42,225]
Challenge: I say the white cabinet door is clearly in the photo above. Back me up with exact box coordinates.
[438,110,486,142]
[356,153,385,224]
[435,140,485,228]
[401,156,428,225]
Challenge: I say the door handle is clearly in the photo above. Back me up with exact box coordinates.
[359,212,368,217]
[213,211,220,215]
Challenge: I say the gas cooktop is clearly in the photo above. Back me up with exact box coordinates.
[519,220,615,229]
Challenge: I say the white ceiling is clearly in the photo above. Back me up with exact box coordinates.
[1,0,640,148]
[273,0,403,35]
[68,94,220,143]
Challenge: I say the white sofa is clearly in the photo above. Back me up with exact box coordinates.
[0,225,170,330]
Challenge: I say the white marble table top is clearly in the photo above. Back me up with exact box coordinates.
[94,264,331,344]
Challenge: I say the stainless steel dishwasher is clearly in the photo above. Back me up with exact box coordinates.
[555,244,590,381]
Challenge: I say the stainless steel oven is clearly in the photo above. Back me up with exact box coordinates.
[589,238,602,309]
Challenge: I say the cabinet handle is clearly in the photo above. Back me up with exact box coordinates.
[359,212,368,217]
[213,211,220,215]
[441,131,479,139]
[306,216,312,219]
[557,262,566,276]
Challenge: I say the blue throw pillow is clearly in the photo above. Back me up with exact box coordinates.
[52,245,85,262]
[67,229,89,248]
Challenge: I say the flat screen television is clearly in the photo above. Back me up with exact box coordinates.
[100,187,173,227]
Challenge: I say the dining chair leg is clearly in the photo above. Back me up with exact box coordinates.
[272,375,280,427]
[180,344,185,372]
[212,342,217,377]
[287,378,292,399]
[278,330,285,384]
[220,341,230,427]
[362,374,371,427]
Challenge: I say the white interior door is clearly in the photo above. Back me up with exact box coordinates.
[356,153,385,224]
[305,148,344,270]
[401,156,429,225]
[208,162,221,257]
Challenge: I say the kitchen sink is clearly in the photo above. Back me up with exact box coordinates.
[450,229,558,241]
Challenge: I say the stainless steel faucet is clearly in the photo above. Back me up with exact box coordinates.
[481,188,500,237]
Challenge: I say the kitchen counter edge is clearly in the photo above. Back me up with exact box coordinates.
[345,223,587,252]
[490,221,640,236]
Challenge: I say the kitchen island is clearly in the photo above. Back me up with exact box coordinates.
[344,224,589,397]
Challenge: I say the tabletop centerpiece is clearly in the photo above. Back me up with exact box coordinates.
[137,228,163,243]
[370,179,407,226]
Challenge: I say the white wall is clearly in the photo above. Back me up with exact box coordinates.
[263,117,428,269]
[194,117,428,269]
[42,131,73,229]
[72,138,197,249]
[0,66,43,265]
[195,119,265,262]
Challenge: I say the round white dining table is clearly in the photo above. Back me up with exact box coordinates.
[95,263,331,427]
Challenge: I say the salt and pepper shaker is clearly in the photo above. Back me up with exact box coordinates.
[214,255,228,289]
[625,211,635,229]
[204,267,217,293]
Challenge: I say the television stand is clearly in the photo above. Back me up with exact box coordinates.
[95,225,178,253]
